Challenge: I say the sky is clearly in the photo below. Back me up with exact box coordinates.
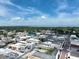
[0,0,79,26]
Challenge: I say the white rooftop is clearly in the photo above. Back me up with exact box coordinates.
[71,56,79,59]
[0,48,23,56]
[70,35,77,38]
[43,41,52,45]
[71,40,79,46]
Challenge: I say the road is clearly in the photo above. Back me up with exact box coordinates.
[56,35,71,59]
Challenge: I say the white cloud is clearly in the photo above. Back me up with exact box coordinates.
[0,0,10,4]
[0,0,27,11]
[55,0,79,18]
[17,7,44,17]
[0,6,6,16]
[0,0,79,26]
[11,17,24,22]
[57,12,71,18]
[0,0,43,14]
[0,0,47,21]
[0,0,12,17]
[41,15,47,19]
[0,4,10,17]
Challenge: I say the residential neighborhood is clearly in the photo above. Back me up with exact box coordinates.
[0,29,78,59]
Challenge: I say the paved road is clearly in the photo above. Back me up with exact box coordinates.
[59,51,66,59]
[59,35,71,59]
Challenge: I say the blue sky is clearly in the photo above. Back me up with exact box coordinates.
[0,0,79,26]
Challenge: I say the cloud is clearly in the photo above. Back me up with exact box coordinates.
[0,6,7,16]
[0,0,79,26]
[17,7,44,17]
[0,0,43,15]
[0,0,12,17]
[11,17,24,22]
[0,0,47,20]
[41,15,47,19]
[55,0,79,18]
[0,0,25,11]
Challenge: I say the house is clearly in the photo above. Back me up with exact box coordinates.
[27,38,40,44]
[70,35,78,40]
[1,37,13,43]
[8,42,35,53]
[0,40,6,48]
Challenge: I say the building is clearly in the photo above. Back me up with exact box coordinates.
[0,48,22,59]
[71,40,79,47]
[0,40,6,48]
[27,38,40,44]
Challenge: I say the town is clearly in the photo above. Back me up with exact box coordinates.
[0,27,78,59]
[0,0,79,59]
